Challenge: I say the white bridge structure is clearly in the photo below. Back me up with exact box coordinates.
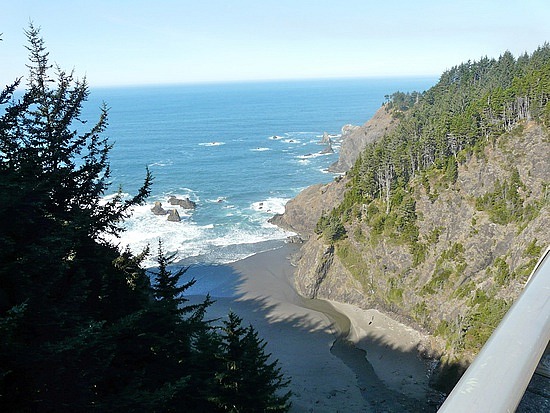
[438,246,550,412]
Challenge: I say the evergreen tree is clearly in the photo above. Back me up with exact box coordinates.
[150,240,200,317]
[0,25,291,412]
[216,312,291,413]
[323,42,550,240]
[0,24,153,411]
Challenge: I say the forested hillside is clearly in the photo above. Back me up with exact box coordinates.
[0,26,290,412]
[306,45,550,365]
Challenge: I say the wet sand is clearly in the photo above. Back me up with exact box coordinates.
[186,242,438,412]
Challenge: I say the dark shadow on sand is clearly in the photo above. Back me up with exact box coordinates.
[173,249,443,412]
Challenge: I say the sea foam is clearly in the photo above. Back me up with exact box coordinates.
[88,79,434,267]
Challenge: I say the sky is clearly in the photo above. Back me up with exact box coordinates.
[1,0,550,87]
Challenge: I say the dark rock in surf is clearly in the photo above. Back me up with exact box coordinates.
[151,201,168,215]
[167,209,181,222]
[168,196,196,209]
[320,140,334,154]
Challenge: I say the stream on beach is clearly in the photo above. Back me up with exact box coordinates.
[302,297,443,412]
[184,243,444,412]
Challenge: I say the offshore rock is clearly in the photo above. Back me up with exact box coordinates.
[151,201,168,215]
[320,131,331,144]
[167,209,181,222]
[319,139,334,154]
[168,196,196,209]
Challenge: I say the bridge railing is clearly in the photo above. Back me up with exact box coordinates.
[437,246,550,413]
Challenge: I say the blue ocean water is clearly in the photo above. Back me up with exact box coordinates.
[85,78,436,266]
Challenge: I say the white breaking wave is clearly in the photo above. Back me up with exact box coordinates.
[102,193,293,268]
[148,160,173,167]
[250,197,288,215]
[297,152,327,159]
[98,127,338,268]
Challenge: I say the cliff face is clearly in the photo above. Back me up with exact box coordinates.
[328,105,398,173]
[269,106,397,236]
[293,236,370,307]
[269,179,347,237]
[277,119,550,360]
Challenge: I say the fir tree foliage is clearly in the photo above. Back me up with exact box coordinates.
[150,239,199,316]
[0,25,291,412]
[0,23,152,412]
[216,312,292,413]
[318,44,550,243]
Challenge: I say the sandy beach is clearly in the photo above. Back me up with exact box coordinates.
[186,242,439,412]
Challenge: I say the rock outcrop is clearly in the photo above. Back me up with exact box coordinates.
[319,140,334,154]
[320,132,332,144]
[268,177,347,237]
[151,201,168,215]
[328,105,397,173]
[167,209,181,222]
[294,237,370,307]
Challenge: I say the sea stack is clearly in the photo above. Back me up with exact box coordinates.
[320,132,331,144]
[167,209,181,222]
[168,195,197,209]
[151,201,168,215]
[320,140,334,154]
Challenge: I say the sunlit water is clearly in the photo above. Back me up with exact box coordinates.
[83,78,435,266]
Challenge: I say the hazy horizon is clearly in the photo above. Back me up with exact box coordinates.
[2,1,550,88]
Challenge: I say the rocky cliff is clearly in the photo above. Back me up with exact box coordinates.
[269,178,347,237]
[269,105,397,235]
[276,118,550,363]
[328,105,398,173]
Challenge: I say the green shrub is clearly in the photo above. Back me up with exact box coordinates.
[412,301,429,323]
[491,257,512,286]
[475,169,525,225]
[524,238,542,258]
[386,277,403,305]
[411,242,427,266]
[336,241,372,291]
[463,294,510,352]
[452,280,475,299]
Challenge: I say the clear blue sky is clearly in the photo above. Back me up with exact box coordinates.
[2,0,550,87]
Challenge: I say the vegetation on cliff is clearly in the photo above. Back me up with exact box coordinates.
[0,26,290,412]
[315,45,550,359]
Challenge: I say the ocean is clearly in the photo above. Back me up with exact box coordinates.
[85,77,436,267]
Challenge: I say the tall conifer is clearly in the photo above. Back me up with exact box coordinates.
[0,25,291,412]
[0,24,152,411]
